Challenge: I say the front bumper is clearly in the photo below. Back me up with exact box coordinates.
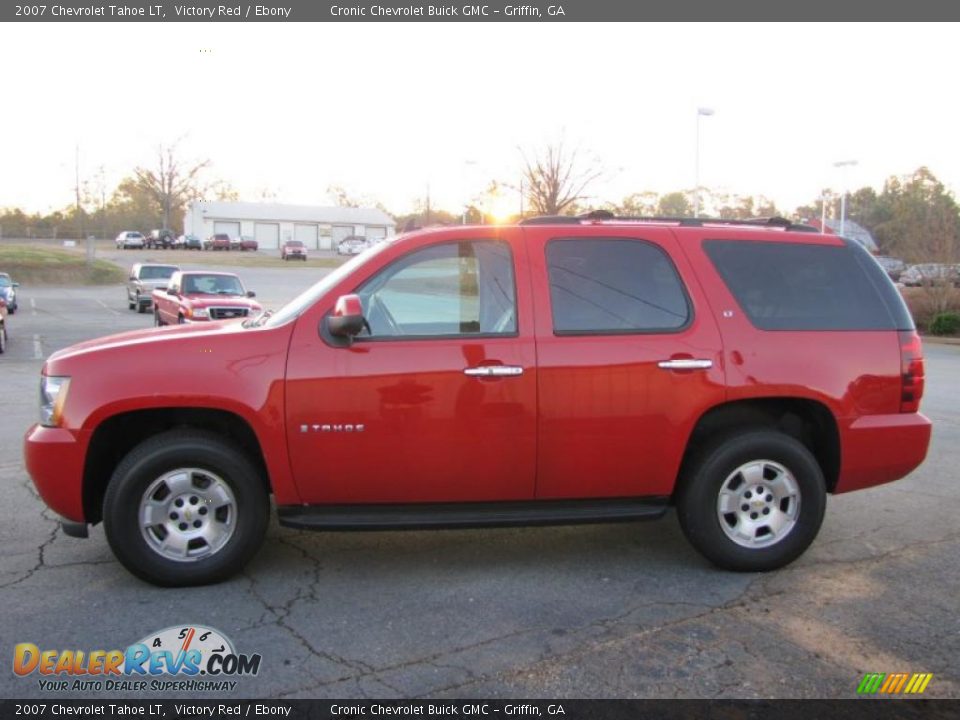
[24,424,88,522]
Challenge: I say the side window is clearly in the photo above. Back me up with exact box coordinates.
[357,240,517,338]
[703,240,899,330]
[546,238,690,334]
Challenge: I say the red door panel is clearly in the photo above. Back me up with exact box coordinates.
[284,228,537,504]
[526,226,727,499]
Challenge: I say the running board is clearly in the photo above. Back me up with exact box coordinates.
[277,497,670,531]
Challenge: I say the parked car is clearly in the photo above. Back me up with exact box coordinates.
[281,240,308,261]
[0,295,7,354]
[145,229,176,249]
[0,272,19,314]
[337,235,368,255]
[115,231,145,249]
[127,263,180,313]
[204,233,232,251]
[152,270,261,326]
[900,263,960,287]
[239,236,259,252]
[24,214,931,586]
[874,256,906,282]
[175,234,203,251]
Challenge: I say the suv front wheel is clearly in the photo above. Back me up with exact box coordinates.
[677,430,826,572]
[103,430,269,586]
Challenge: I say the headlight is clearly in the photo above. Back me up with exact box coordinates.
[190,307,209,319]
[40,376,71,427]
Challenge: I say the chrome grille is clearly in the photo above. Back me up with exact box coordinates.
[208,307,250,320]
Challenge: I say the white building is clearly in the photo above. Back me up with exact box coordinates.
[183,201,395,251]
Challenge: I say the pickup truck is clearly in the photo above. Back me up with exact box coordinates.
[24,216,931,586]
[151,270,261,326]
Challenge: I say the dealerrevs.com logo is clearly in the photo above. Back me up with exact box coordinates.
[13,625,261,693]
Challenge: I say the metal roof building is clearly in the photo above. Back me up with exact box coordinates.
[183,201,396,251]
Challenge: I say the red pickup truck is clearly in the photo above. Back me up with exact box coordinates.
[152,271,261,326]
[25,216,931,586]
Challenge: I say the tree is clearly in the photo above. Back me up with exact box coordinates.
[520,140,603,216]
[133,141,211,230]
[327,184,361,208]
[608,191,659,217]
[873,167,959,263]
[658,192,692,217]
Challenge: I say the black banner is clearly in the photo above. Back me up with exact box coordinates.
[3,0,960,22]
[1,700,959,720]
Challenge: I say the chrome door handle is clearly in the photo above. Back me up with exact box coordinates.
[463,366,524,377]
[657,359,713,370]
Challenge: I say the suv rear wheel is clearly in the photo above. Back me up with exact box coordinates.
[103,430,269,586]
[677,430,826,572]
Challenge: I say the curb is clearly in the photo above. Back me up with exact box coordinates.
[921,335,960,346]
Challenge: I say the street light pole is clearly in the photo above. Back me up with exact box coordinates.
[833,159,858,237]
[694,108,714,218]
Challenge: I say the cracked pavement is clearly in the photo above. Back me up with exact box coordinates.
[2,272,958,699]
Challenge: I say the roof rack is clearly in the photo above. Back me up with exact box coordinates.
[520,211,819,233]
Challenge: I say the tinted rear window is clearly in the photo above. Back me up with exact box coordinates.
[704,239,913,331]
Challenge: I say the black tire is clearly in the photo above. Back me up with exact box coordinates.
[153,310,162,327]
[7,306,14,315]
[676,430,826,572]
[136,293,147,313]
[177,315,186,325]
[102,430,269,586]
[128,294,136,310]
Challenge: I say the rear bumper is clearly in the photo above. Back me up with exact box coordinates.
[834,412,932,494]
[23,424,88,522]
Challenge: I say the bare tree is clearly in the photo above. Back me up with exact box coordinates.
[520,140,603,216]
[134,141,210,229]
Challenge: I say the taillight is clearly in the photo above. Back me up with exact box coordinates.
[899,330,925,413]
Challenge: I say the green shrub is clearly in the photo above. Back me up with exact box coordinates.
[929,312,960,336]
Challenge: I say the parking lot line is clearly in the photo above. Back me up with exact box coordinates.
[96,299,121,315]
[32,334,43,360]
[30,297,36,315]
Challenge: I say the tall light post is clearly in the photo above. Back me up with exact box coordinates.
[694,107,714,218]
[833,159,858,236]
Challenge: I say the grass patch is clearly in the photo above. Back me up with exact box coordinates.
[0,243,126,285]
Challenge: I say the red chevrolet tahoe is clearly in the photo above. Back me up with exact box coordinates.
[24,215,931,586]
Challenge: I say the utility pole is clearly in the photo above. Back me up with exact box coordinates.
[75,144,83,241]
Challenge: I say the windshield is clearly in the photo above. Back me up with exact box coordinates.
[183,274,244,295]
[0,275,10,287]
[262,240,393,328]
[140,266,178,280]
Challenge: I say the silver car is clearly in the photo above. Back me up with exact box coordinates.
[115,231,145,249]
[900,263,960,287]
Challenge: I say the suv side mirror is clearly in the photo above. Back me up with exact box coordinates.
[167,287,178,295]
[13,282,20,288]
[246,290,256,298]
[327,294,366,339]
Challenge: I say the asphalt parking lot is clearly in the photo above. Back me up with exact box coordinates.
[1,255,958,700]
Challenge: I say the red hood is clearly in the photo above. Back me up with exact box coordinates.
[45,320,241,366]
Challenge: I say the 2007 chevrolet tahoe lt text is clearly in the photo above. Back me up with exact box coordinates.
[24,215,931,586]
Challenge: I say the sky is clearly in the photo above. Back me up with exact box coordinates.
[2,22,959,219]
